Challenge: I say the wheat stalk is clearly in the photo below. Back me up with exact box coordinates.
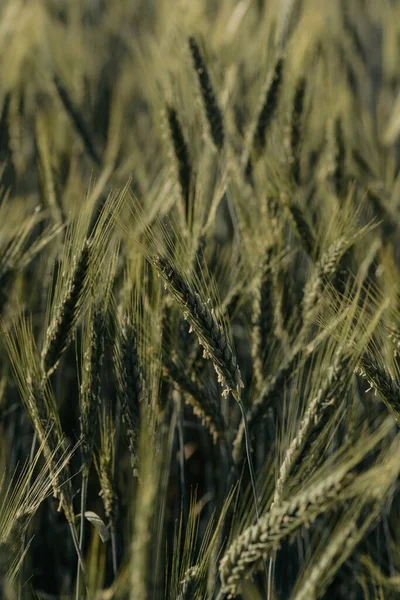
[289,77,306,185]
[273,352,351,506]
[41,239,91,376]
[53,74,101,166]
[233,349,299,464]
[251,247,276,388]
[333,117,346,198]
[115,314,144,471]
[356,356,400,426]
[244,57,285,179]
[80,306,106,474]
[233,324,339,463]
[163,353,225,443]
[151,255,243,400]
[176,565,200,600]
[253,58,284,152]
[166,105,192,225]
[188,37,224,150]
[302,238,349,326]
[286,202,316,257]
[219,470,355,597]
[96,408,118,577]
[291,504,380,600]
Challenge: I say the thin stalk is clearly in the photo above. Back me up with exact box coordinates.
[112,398,121,580]
[267,557,275,600]
[152,409,177,600]
[76,471,88,600]
[237,399,269,589]
[110,520,118,578]
[177,394,188,525]
[69,520,88,596]
[238,400,259,520]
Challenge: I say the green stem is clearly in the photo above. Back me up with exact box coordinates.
[76,471,88,600]
[237,399,269,588]
[176,394,188,525]
[69,518,88,598]
[111,520,118,578]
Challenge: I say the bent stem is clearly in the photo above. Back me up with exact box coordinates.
[69,515,88,598]
[237,400,260,520]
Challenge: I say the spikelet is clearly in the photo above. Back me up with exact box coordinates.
[53,74,101,166]
[0,205,60,316]
[166,105,192,225]
[0,438,73,579]
[273,351,351,505]
[96,409,117,521]
[176,565,200,600]
[162,353,225,443]
[79,304,107,474]
[115,313,144,471]
[291,439,400,600]
[251,247,276,387]
[244,57,284,180]
[302,238,349,325]
[188,37,224,150]
[291,506,378,600]
[219,470,355,597]
[35,113,63,225]
[289,77,306,185]
[356,356,400,426]
[151,255,243,400]
[333,117,346,198]
[41,187,125,377]
[42,239,91,376]
[286,202,316,257]
[233,323,341,464]
[5,318,75,523]
[253,58,284,152]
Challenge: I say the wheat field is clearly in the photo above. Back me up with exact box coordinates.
[2,0,400,598]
